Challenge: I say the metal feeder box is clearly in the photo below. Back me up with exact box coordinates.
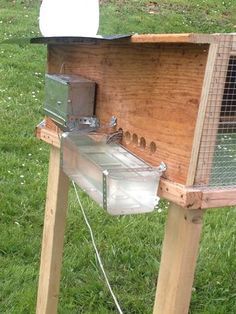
[44,74,96,129]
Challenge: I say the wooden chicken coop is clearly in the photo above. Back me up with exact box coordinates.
[33,33,236,314]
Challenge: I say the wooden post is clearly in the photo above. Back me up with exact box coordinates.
[153,203,204,314]
[36,146,69,314]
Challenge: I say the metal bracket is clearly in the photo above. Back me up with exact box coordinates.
[109,116,117,128]
[102,170,108,210]
[77,116,100,128]
[66,116,117,131]
[67,116,100,131]
[66,115,117,132]
[157,162,167,173]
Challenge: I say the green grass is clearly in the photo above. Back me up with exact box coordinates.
[0,0,236,313]
[211,134,236,186]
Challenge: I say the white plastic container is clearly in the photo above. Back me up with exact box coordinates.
[62,132,165,215]
[39,0,99,37]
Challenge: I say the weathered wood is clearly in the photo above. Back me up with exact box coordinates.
[131,33,217,44]
[36,120,61,148]
[158,179,202,209]
[153,203,204,314]
[36,146,69,314]
[187,43,219,185]
[232,35,236,51]
[47,42,208,184]
[201,188,236,208]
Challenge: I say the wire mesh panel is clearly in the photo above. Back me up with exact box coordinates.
[195,35,236,188]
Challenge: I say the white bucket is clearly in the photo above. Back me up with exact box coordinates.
[39,0,99,37]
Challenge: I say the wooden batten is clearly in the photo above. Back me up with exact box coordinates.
[201,188,236,208]
[36,119,61,148]
[47,41,209,184]
[186,43,219,185]
[131,33,217,44]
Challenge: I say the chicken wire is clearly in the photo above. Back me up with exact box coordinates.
[195,35,236,188]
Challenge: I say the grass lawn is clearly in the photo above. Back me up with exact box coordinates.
[0,0,236,313]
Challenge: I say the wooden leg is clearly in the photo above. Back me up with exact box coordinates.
[153,203,204,314]
[36,146,69,314]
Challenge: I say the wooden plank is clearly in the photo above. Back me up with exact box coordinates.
[187,43,219,185]
[201,188,236,208]
[45,117,61,132]
[36,146,69,314]
[158,179,202,209]
[131,33,216,44]
[232,35,236,51]
[153,203,204,314]
[159,181,236,209]
[36,120,61,148]
[47,42,208,184]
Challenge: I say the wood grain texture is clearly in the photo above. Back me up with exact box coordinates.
[153,203,203,314]
[232,35,236,51]
[36,119,61,148]
[47,42,208,184]
[131,33,216,44]
[186,43,219,185]
[201,188,236,208]
[36,146,69,314]
[158,179,202,209]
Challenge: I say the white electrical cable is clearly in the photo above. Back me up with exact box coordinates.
[72,181,124,314]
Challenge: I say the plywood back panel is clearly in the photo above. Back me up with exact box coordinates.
[47,42,208,184]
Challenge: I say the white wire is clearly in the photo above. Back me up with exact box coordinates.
[72,181,124,314]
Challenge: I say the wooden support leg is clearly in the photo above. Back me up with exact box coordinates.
[153,203,204,314]
[36,146,69,314]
